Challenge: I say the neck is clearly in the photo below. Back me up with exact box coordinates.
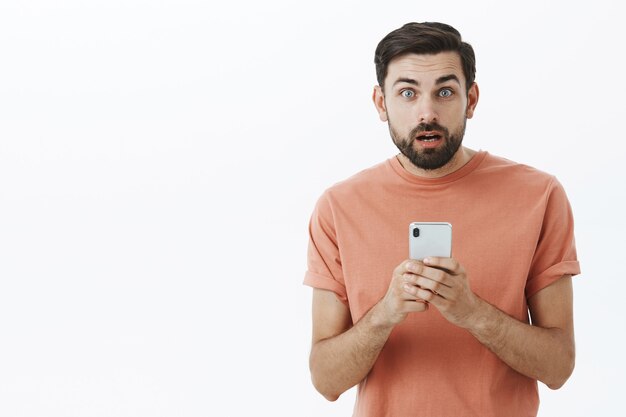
[397,146,477,178]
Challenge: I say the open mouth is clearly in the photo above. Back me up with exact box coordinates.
[416,131,443,142]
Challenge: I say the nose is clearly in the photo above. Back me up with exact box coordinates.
[416,96,438,124]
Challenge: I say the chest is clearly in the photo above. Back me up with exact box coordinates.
[335,186,544,321]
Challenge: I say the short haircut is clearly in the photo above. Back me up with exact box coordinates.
[374,22,476,93]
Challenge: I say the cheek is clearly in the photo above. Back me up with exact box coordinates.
[387,112,413,136]
[387,103,415,124]
[442,104,468,124]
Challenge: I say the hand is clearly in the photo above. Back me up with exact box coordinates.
[375,260,429,327]
[403,257,480,328]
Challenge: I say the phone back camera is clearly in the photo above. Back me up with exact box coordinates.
[413,228,420,237]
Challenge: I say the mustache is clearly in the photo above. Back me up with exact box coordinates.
[409,123,450,138]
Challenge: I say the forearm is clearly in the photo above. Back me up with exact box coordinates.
[467,298,575,389]
[309,303,394,401]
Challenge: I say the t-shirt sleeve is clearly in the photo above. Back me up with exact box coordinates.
[303,192,348,304]
[525,177,581,298]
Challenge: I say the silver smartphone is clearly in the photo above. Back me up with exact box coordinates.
[409,222,452,260]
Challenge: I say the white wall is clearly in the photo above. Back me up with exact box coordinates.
[0,0,623,415]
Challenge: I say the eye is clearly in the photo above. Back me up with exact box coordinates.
[401,89,415,99]
[438,88,453,98]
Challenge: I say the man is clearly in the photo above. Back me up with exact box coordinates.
[304,22,580,416]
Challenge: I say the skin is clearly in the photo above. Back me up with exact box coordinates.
[309,52,575,401]
[373,51,478,177]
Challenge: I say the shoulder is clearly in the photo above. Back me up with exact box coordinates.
[476,152,559,193]
[480,153,554,179]
[319,158,394,204]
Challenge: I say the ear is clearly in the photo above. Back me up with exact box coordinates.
[372,85,388,122]
[465,82,479,119]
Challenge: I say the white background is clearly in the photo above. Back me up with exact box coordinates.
[0,0,624,416]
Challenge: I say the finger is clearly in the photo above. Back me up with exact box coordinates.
[395,259,422,276]
[403,281,448,304]
[414,286,445,305]
[402,282,427,301]
[402,300,429,313]
[401,272,420,285]
[413,276,452,299]
[423,257,461,274]
[406,262,452,287]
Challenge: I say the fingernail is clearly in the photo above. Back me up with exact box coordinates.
[424,257,432,264]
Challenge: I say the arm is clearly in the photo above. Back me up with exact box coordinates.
[467,275,575,389]
[309,261,429,401]
[309,289,392,401]
[406,257,575,389]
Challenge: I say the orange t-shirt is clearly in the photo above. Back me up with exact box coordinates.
[304,151,580,417]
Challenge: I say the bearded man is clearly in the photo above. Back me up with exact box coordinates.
[304,22,580,417]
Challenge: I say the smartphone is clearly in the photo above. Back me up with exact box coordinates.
[409,222,452,260]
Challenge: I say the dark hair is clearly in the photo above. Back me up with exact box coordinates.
[374,22,476,93]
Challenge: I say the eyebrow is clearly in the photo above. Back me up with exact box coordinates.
[435,74,461,86]
[392,74,461,88]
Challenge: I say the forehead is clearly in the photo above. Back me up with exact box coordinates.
[385,51,465,88]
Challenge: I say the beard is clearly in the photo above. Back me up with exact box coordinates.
[389,119,467,170]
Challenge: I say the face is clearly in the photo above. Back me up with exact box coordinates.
[373,51,478,171]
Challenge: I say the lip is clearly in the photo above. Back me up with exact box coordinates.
[416,130,444,139]
[416,137,443,149]
[415,130,444,149]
